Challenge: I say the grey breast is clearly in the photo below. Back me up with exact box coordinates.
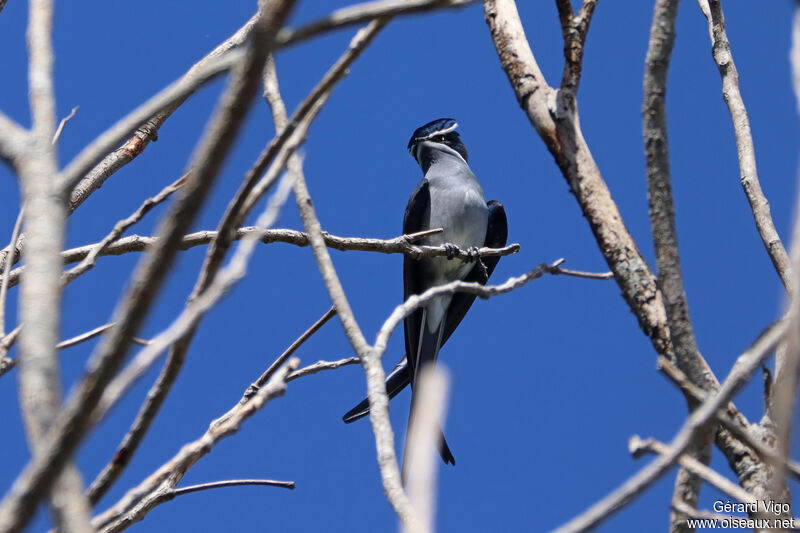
[419,154,488,333]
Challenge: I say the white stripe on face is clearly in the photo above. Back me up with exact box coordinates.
[416,140,466,165]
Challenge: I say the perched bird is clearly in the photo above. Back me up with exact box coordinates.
[342,118,508,471]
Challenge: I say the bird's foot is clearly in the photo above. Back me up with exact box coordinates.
[444,243,459,260]
[466,246,481,262]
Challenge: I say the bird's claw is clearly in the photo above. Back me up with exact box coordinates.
[466,246,480,262]
[444,243,459,260]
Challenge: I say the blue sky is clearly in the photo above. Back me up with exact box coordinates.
[0,1,798,532]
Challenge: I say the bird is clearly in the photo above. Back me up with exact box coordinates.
[342,118,508,474]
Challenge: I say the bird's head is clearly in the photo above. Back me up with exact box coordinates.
[407,118,468,168]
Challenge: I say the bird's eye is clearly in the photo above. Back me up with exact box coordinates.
[434,135,445,142]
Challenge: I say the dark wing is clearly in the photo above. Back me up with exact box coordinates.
[341,200,508,424]
[439,199,508,341]
[401,179,431,385]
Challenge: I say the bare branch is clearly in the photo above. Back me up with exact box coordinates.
[276,0,474,47]
[551,318,787,533]
[0,111,28,172]
[57,49,244,193]
[670,501,735,523]
[0,326,21,378]
[247,306,337,396]
[61,173,187,285]
[697,0,793,293]
[92,172,295,444]
[657,355,800,481]
[555,0,598,92]
[1,228,517,291]
[170,479,295,496]
[629,436,758,509]
[52,105,79,145]
[285,356,360,381]
[643,1,712,527]
[483,0,673,359]
[0,208,23,336]
[550,265,613,280]
[91,360,299,533]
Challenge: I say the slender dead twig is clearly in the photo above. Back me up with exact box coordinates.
[62,173,187,285]
[555,0,597,93]
[0,323,146,378]
[0,111,27,171]
[670,501,735,523]
[170,479,295,496]
[92,175,296,427]
[247,306,337,397]
[0,326,21,377]
[550,265,613,280]
[1,229,517,290]
[0,208,23,337]
[285,356,360,382]
[643,1,713,528]
[630,436,757,509]
[52,105,79,145]
[696,0,792,294]
[57,50,244,193]
[91,360,299,533]
[657,355,800,480]
[276,0,474,47]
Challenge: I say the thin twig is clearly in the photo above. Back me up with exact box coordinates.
[643,1,713,528]
[247,306,337,397]
[61,173,187,285]
[285,356,360,382]
[57,50,244,193]
[697,0,793,294]
[0,208,23,336]
[555,0,598,93]
[630,436,756,509]
[91,360,299,533]
[170,479,295,496]
[52,105,79,145]
[670,501,735,523]
[550,265,613,280]
[657,355,800,480]
[276,0,474,47]
[93,173,295,427]
[1,230,517,290]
